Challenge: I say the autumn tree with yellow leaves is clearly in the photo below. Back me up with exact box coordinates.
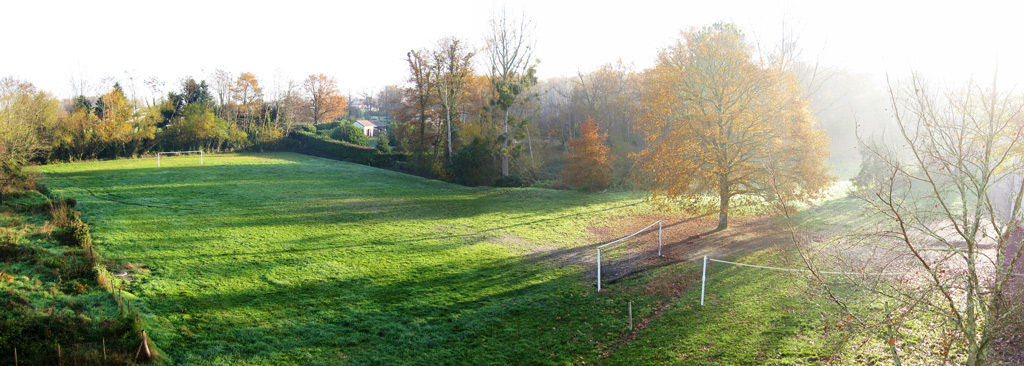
[634,23,833,230]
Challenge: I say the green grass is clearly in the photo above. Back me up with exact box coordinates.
[37,152,672,365]
[599,249,848,365]
[1,191,145,364]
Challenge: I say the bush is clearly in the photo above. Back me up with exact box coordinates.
[493,174,529,188]
[449,138,499,186]
[330,123,369,146]
[294,124,316,133]
[316,120,344,131]
[57,221,92,248]
[376,129,393,153]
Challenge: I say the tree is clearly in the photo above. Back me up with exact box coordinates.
[486,9,538,176]
[805,75,1024,365]
[232,72,264,133]
[0,77,58,164]
[397,48,443,175]
[302,74,346,125]
[634,23,833,230]
[375,85,403,123]
[0,77,58,203]
[376,127,393,153]
[432,37,474,161]
[562,117,613,191]
[93,83,136,155]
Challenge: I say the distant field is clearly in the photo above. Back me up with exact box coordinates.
[38,153,665,365]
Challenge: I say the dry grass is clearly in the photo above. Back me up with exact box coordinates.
[35,220,56,238]
[48,198,74,227]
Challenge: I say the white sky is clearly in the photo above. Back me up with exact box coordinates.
[3,0,1023,99]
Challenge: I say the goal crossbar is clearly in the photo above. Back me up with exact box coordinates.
[597,220,662,292]
[157,150,204,167]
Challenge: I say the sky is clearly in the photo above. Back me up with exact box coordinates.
[3,0,1024,99]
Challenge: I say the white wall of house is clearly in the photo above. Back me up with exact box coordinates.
[354,121,375,137]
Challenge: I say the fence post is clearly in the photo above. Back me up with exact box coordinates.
[141,330,151,360]
[157,153,160,167]
[701,256,708,306]
[596,249,602,292]
[200,151,204,165]
[658,221,663,257]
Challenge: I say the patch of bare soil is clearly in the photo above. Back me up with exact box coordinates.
[527,211,797,284]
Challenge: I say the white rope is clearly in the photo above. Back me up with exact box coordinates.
[707,258,901,276]
[598,220,661,250]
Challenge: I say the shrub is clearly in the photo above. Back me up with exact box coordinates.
[57,221,92,248]
[316,120,344,131]
[493,174,529,188]
[294,123,316,133]
[330,123,369,146]
[49,198,76,227]
[449,138,499,186]
[376,129,393,153]
[0,228,20,259]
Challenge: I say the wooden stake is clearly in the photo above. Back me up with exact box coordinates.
[13,347,17,366]
[102,339,106,361]
[134,340,143,362]
[57,343,61,366]
[141,330,151,360]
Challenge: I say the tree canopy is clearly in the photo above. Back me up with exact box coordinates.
[634,23,833,229]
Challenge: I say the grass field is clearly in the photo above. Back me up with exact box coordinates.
[35,152,915,365]
[38,152,672,365]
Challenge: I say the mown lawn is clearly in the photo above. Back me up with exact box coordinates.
[38,152,668,365]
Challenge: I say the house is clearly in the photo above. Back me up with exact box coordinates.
[353,120,385,137]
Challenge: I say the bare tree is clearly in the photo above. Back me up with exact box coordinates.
[432,37,474,161]
[486,8,537,176]
[798,73,1024,365]
[212,69,233,107]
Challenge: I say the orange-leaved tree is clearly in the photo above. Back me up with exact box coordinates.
[634,23,833,230]
[563,116,613,191]
[303,74,347,125]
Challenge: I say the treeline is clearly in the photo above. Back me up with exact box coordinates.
[0,71,352,164]
[385,14,629,189]
[3,18,844,199]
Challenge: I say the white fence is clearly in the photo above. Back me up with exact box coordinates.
[596,220,662,292]
[157,150,203,167]
[699,256,900,306]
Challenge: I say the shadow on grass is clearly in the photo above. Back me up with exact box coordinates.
[154,255,592,364]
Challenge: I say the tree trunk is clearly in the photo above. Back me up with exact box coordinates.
[717,174,730,230]
[525,123,534,165]
[446,107,453,162]
[501,109,510,176]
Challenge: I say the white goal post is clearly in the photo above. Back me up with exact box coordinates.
[597,220,662,292]
[157,150,203,167]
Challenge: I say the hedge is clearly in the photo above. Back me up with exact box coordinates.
[281,131,407,168]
